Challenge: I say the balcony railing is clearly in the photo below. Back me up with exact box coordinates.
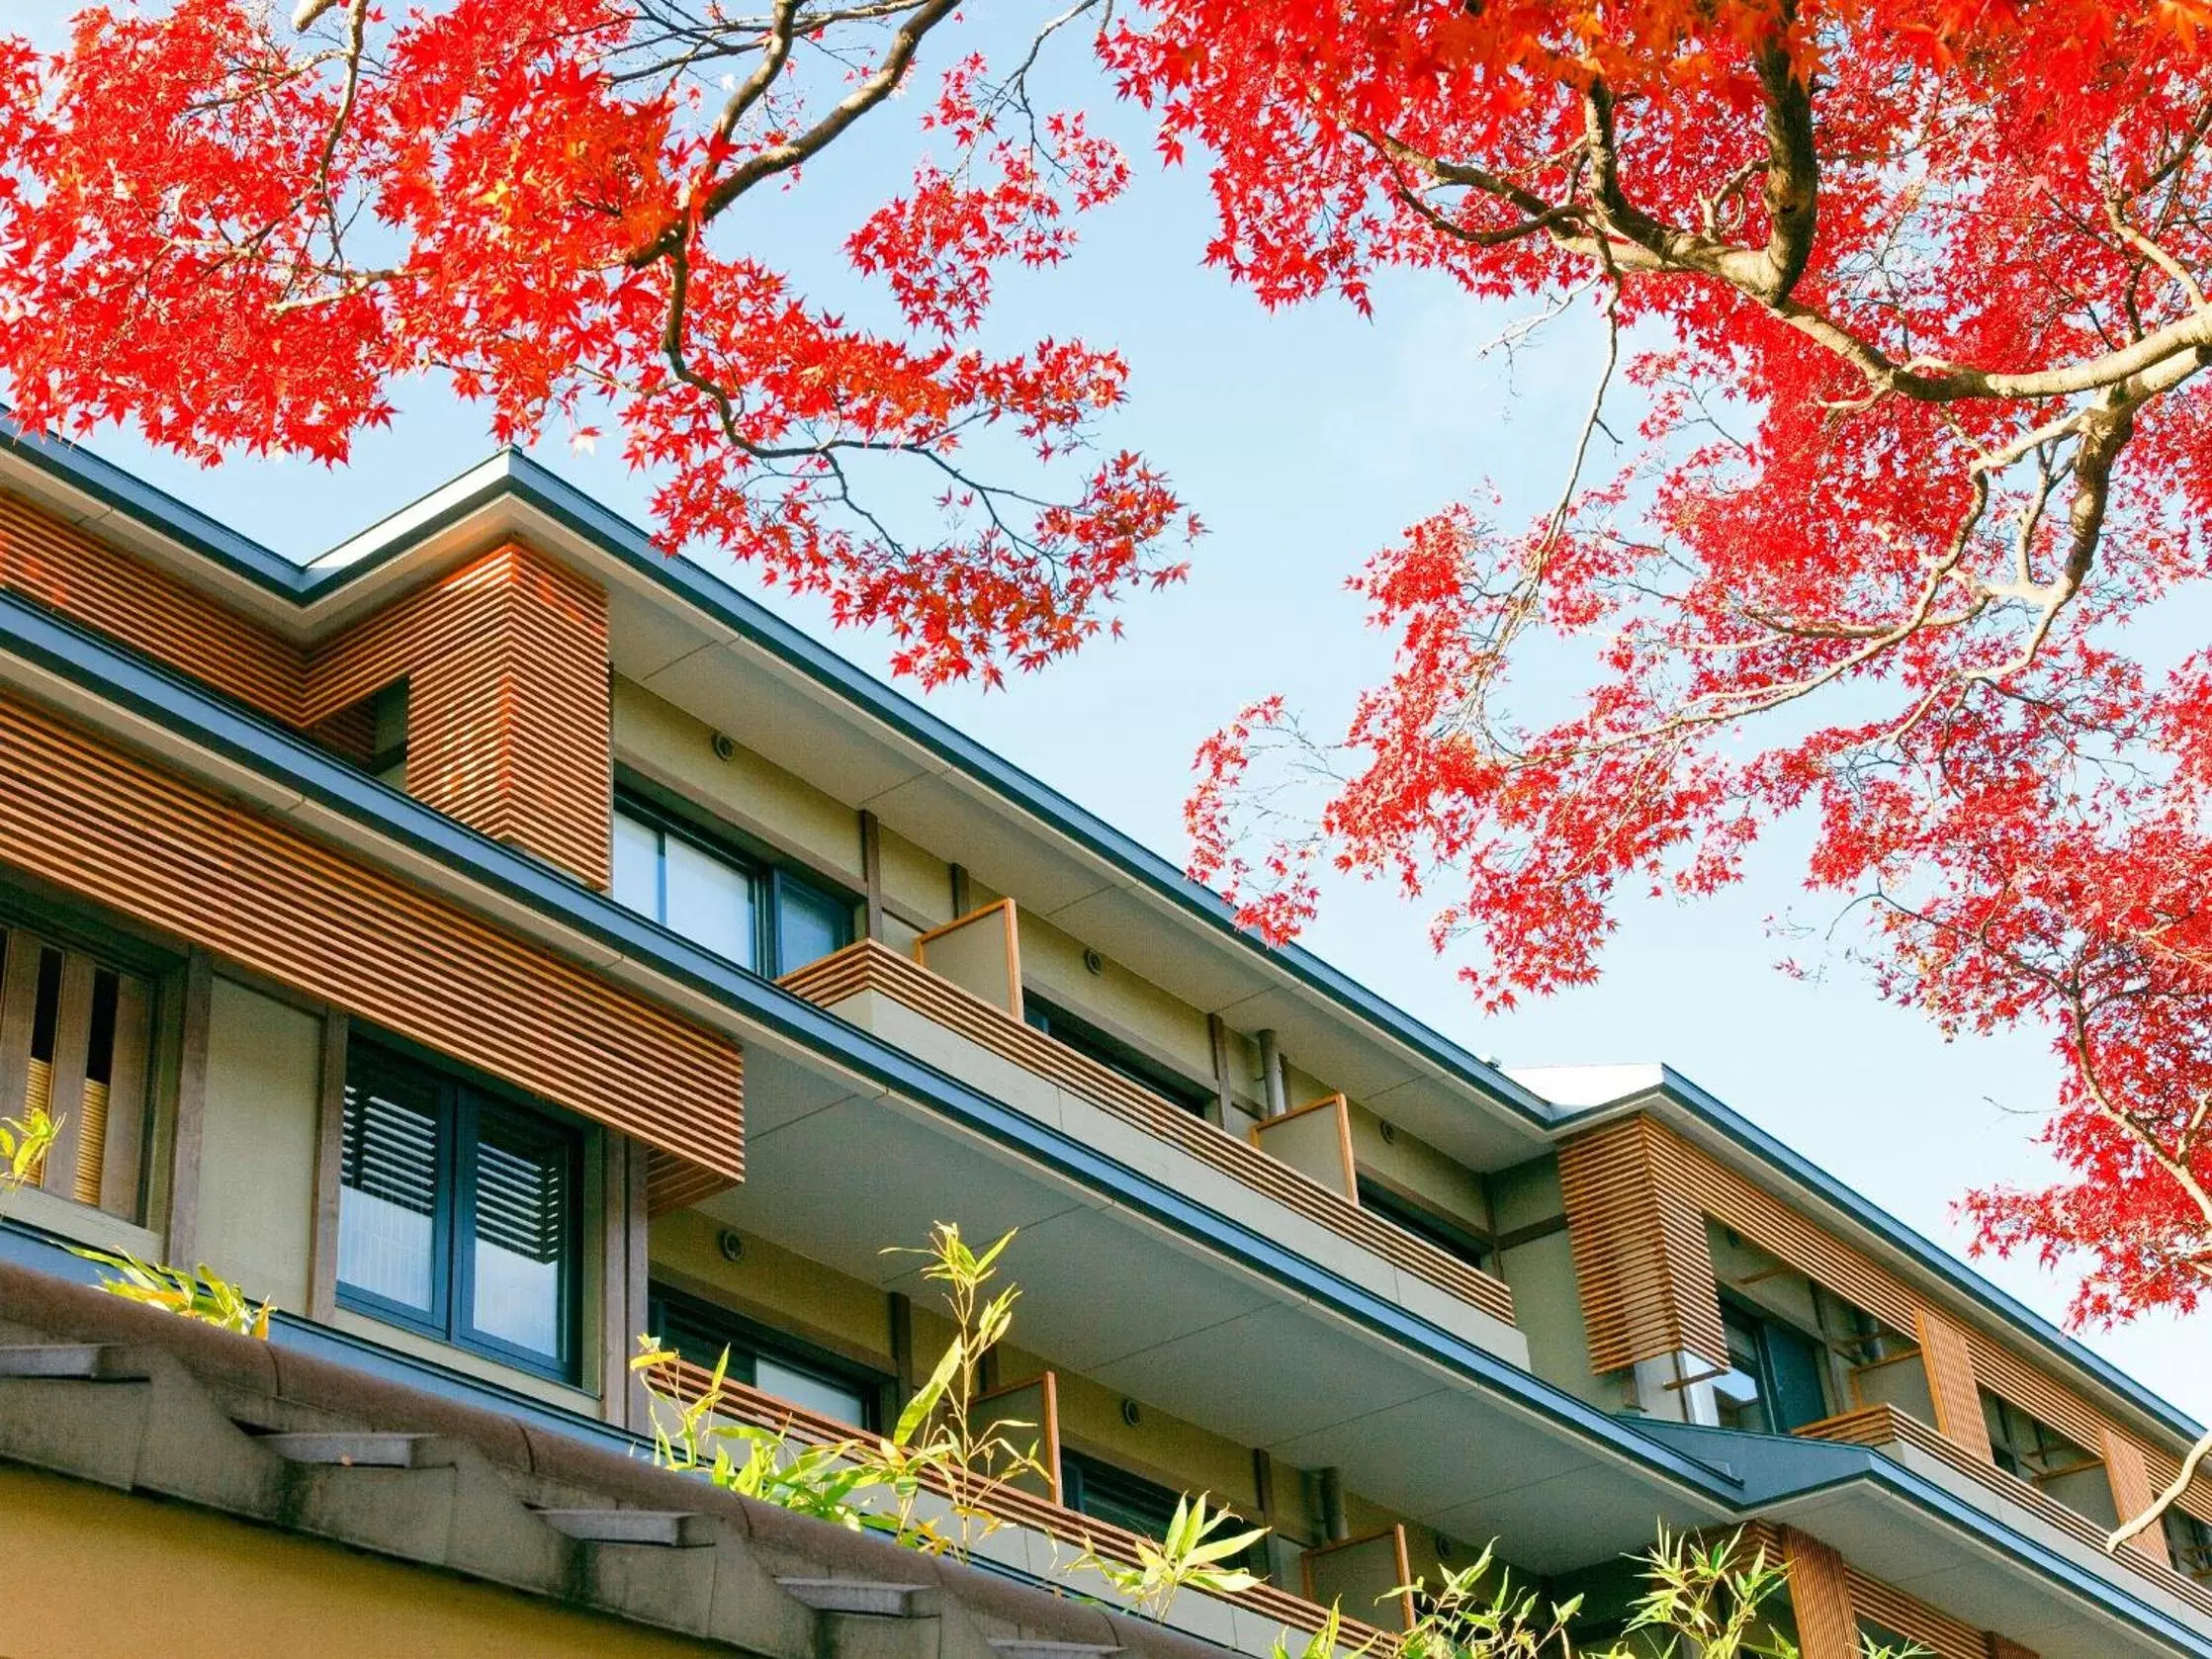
[781,940,1516,1330]
[663,1357,1394,1650]
[1796,1403,2212,1620]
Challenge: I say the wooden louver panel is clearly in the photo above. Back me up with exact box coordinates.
[1914,1306,1995,1462]
[1555,1116,1727,1371]
[644,1146,738,1219]
[0,493,304,715]
[0,692,741,1184]
[2,495,613,891]
[305,545,612,890]
[1777,1528,1856,1659]
[1841,1566,1987,1659]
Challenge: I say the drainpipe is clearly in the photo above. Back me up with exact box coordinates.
[1317,1465,1349,1542]
[1257,1029,1289,1119]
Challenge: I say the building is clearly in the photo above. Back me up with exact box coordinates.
[0,425,2206,1658]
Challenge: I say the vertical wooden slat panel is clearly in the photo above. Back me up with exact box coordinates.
[38,950,96,1198]
[0,926,42,1124]
[1780,1528,1856,1659]
[98,970,149,1218]
[1916,1306,1994,1462]
[2102,1427,2169,1564]
[165,948,214,1265]
[307,1009,350,1322]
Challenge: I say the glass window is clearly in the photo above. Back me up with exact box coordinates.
[337,1040,581,1380]
[776,873,851,974]
[1063,1451,1261,1564]
[2167,1509,2212,1582]
[612,796,851,976]
[1982,1391,2099,1484]
[649,1285,881,1430]
[1714,1297,1831,1435]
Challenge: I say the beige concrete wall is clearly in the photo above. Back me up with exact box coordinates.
[1499,1229,1626,1411]
[613,676,861,886]
[1346,1106,1491,1236]
[1,1463,731,1659]
[197,976,321,1313]
[1018,911,1217,1089]
[879,824,954,928]
[651,1208,894,1369]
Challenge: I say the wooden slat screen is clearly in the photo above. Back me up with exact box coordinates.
[1778,1528,1857,1659]
[2,495,612,889]
[1555,1117,1728,1371]
[304,544,611,889]
[780,940,1518,1328]
[645,1146,738,1219]
[0,924,152,1221]
[0,493,304,714]
[1842,1566,1986,1659]
[0,692,741,1183]
[2101,1428,2171,1565]
[1916,1307,1995,1462]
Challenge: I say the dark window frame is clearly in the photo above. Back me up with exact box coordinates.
[646,1282,887,1432]
[612,780,856,978]
[1981,1389,2101,1486]
[1021,991,1214,1117]
[2166,1507,2212,1583]
[336,1035,585,1385]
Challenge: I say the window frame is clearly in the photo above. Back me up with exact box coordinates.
[646,1282,888,1432]
[612,781,856,978]
[336,1035,585,1385]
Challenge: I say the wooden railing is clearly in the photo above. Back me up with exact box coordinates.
[661,1358,1392,1648]
[1797,1404,2212,1620]
[780,941,1517,1331]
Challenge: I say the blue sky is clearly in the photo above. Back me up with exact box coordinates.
[12,1,2204,1420]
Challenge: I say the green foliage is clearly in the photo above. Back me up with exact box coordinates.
[69,1246,273,1338]
[1078,1490,1269,1616]
[632,1338,880,1528]
[0,1103,59,1206]
[1394,1543,1582,1659]
[636,1221,1060,1563]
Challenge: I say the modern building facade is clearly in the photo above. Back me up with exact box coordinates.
[0,426,2207,1657]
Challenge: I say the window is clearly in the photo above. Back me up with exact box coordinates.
[1714,1296,1830,1435]
[2167,1509,2212,1582]
[613,792,853,977]
[1355,1178,1492,1272]
[648,1285,882,1430]
[1981,1391,2100,1485]
[1022,993,1214,1117]
[338,1039,582,1381]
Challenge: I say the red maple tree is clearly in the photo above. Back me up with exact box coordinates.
[0,0,1192,685]
[9,0,2212,1537]
[1131,0,2212,1525]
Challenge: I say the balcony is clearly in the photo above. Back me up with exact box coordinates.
[662,1355,1399,1658]
[779,934,1519,1349]
[1796,1404,2212,1623]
